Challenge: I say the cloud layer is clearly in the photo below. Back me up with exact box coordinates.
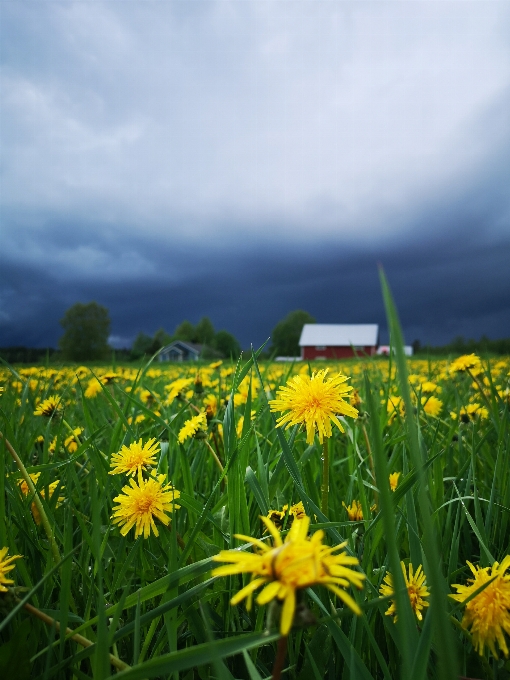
[1,1,509,348]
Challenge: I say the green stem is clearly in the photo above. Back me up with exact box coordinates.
[0,431,61,566]
[321,438,329,515]
[62,418,82,447]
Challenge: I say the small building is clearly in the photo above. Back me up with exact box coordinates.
[158,341,203,362]
[299,324,379,360]
[376,345,413,357]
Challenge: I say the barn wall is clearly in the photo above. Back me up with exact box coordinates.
[302,345,376,360]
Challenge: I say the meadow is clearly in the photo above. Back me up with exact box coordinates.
[1,284,510,680]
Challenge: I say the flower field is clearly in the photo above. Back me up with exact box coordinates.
[1,292,510,679]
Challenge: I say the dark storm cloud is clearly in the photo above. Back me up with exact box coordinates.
[1,1,510,349]
[1,224,509,350]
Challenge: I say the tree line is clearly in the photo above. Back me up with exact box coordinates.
[2,301,508,364]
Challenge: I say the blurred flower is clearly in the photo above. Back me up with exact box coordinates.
[109,438,159,477]
[111,472,180,539]
[379,562,429,622]
[266,501,306,530]
[450,556,510,658]
[450,354,482,374]
[342,500,375,522]
[64,427,83,453]
[178,413,207,444]
[421,381,441,394]
[0,548,22,592]
[451,403,489,423]
[203,394,218,419]
[18,473,64,525]
[34,396,62,418]
[421,396,443,418]
[387,395,405,422]
[269,369,358,445]
[101,372,118,385]
[165,378,194,404]
[84,379,102,399]
[213,515,364,635]
[389,472,401,492]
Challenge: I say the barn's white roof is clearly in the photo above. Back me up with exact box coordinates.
[299,324,379,347]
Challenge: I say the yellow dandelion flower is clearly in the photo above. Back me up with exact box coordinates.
[178,413,207,444]
[266,501,306,530]
[165,378,194,404]
[342,500,376,521]
[386,395,405,422]
[0,548,22,592]
[213,515,364,635]
[84,379,102,399]
[421,381,441,394]
[451,403,489,423]
[109,438,160,477]
[101,372,118,385]
[450,354,482,374]
[421,395,443,418]
[389,472,401,492]
[18,473,64,525]
[111,472,180,539]
[269,369,358,445]
[64,427,83,453]
[379,561,430,622]
[34,396,62,418]
[450,556,510,658]
[203,394,218,419]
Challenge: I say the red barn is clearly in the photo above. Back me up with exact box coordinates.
[299,324,379,360]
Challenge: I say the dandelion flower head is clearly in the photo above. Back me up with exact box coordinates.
[0,548,22,592]
[266,501,306,530]
[178,412,207,444]
[389,472,401,492]
[269,369,358,445]
[110,438,159,477]
[421,396,443,418]
[34,396,62,418]
[213,515,365,635]
[379,561,430,622]
[343,500,376,522]
[450,354,482,374]
[111,472,180,539]
[450,556,510,658]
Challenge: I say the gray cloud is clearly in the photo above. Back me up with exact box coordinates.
[1,1,509,350]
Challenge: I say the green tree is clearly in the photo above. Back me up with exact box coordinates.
[152,328,172,352]
[194,317,215,346]
[174,320,196,342]
[131,332,153,360]
[59,302,111,361]
[213,330,241,359]
[271,310,315,357]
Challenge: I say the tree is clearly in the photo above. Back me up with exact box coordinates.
[271,310,315,357]
[213,330,241,359]
[195,317,215,346]
[59,302,110,361]
[174,320,195,342]
[152,328,172,352]
[131,332,153,360]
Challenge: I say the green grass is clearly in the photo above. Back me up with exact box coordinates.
[1,280,510,679]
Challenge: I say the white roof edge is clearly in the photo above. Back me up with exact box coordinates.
[299,324,379,347]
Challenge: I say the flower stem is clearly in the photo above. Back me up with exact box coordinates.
[321,438,329,515]
[0,431,61,566]
[271,635,288,680]
[23,602,131,672]
[204,440,227,482]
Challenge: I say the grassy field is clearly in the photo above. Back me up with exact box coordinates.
[1,284,510,680]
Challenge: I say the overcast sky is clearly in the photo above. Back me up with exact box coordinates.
[1,1,509,349]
